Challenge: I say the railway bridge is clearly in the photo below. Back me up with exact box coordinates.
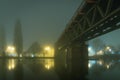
[55,0,120,80]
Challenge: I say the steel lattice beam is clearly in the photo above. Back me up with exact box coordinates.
[56,0,120,49]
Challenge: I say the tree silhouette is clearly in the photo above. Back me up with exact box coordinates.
[13,19,23,57]
[91,38,106,52]
[0,25,6,56]
[27,41,41,55]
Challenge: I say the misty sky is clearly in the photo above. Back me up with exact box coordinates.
[0,0,120,50]
[0,0,82,50]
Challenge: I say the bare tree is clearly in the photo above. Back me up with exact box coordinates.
[27,41,41,55]
[91,38,106,52]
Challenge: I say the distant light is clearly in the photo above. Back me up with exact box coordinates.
[88,46,92,52]
[44,46,50,51]
[109,49,112,52]
[44,46,54,57]
[97,50,104,55]
[6,46,17,57]
[20,54,22,57]
[106,46,111,50]
[97,60,103,65]
[106,64,110,69]
[31,54,34,57]
[88,63,91,68]
[88,46,95,56]
[6,46,15,53]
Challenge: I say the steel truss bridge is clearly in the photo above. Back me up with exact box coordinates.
[55,0,120,80]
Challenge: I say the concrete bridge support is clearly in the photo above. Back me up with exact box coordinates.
[69,42,88,80]
[55,42,88,80]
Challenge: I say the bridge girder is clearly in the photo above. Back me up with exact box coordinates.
[56,0,120,48]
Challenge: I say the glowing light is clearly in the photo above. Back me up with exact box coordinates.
[6,46,15,53]
[88,46,92,52]
[88,46,95,56]
[97,60,103,65]
[88,63,91,68]
[20,54,22,57]
[31,54,34,57]
[108,49,112,52]
[44,59,54,70]
[106,46,111,51]
[44,46,50,51]
[106,64,110,69]
[44,46,54,57]
[97,50,104,55]
[7,59,16,70]
[6,46,17,57]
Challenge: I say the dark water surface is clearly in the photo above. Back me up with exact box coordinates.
[88,60,120,80]
[0,59,120,80]
[0,59,60,80]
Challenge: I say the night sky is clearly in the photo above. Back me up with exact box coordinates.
[0,0,82,50]
[0,0,120,50]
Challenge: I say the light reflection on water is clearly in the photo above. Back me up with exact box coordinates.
[0,58,120,80]
[88,59,120,80]
[88,60,96,68]
[0,59,59,80]
[88,59,114,69]
[44,59,54,70]
[7,59,16,70]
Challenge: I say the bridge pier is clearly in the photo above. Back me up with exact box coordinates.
[55,42,88,80]
[69,42,88,80]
